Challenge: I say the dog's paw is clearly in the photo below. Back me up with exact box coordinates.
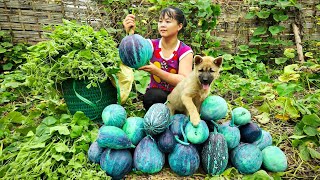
[190,115,201,127]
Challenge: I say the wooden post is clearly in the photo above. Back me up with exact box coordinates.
[292,23,304,63]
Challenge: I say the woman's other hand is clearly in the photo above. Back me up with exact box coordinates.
[123,14,136,34]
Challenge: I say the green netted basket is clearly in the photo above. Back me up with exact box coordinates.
[62,78,119,123]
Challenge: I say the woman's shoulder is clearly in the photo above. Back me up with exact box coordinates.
[177,41,193,54]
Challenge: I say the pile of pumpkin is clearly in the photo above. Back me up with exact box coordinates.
[88,95,288,179]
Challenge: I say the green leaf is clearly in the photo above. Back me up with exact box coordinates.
[291,139,302,147]
[303,126,318,136]
[3,63,13,71]
[301,114,320,127]
[72,111,90,126]
[256,10,270,19]
[308,147,320,159]
[273,13,289,22]
[5,111,26,124]
[305,52,313,58]
[243,170,273,180]
[52,154,66,161]
[253,26,267,36]
[29,142,46,149]
[275,57,288,65]
[55,143,69,153]
[42,116,57,126]
[238,45,249,51]
[222,54,233,61]
[298,144,310,161]
[284,48,295,58]
[245,11,256,19]
[269,25,285,36]
[50,125,70,135]
[0,47,6,53]
[70,125,83,138]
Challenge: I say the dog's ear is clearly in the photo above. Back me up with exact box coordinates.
[213,56,223,67]
[194,55,203,65]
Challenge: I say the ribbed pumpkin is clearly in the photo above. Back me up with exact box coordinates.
[231,143,263,174]
[100,148,133,179]
[201,126,229,175]
[144,103,171,136]
[119,34,152,69]
[133,136,165,174]
[200,95,228,121]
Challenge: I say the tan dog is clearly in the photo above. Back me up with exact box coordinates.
[167,55,223,127]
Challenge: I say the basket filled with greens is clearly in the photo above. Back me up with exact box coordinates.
[22,20,121,122]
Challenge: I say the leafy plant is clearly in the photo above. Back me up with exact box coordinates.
[0,111,108,179]
[21,20,121,96]
[0,31,28,72]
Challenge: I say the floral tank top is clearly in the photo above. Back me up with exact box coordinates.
[147,38,193,92]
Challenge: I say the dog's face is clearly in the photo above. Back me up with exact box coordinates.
[194,55,223,90]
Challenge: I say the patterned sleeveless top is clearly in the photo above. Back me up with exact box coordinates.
[147,38,193,92]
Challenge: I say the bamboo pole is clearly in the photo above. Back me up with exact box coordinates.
[292,23,304,63]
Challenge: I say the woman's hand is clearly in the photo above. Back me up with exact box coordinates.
[138,62,159,74]
[123,14,136,34]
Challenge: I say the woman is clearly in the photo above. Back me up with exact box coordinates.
[123,7,194,110]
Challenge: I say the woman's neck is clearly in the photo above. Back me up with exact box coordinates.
[161,37,179,50]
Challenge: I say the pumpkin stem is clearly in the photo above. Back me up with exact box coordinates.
[210,120,220,134]
[180,123,188,143]
[174,135,190,146]
[230,111,235,127]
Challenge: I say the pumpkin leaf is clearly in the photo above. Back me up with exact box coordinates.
[301,114,320,127]
[42,116,58,126]
[243,170,273,180]
[245,11,256,19]
[298,144,311,161]
[238,45,249,51]
[55,143,69,153]
[278,73,300,82]
[253,26,267,36]
[256,10,270,19]
[273,13,288,22]
[308,147,320,159]
[284,48,295,58]
[52,154,66,161]
[269,25,285,36]
[275,114,290,121]
[255,112,270,124]
[50,125,70,135]
[303,126,318,136]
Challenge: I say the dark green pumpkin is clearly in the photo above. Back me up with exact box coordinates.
[201,130,229,175]
[239,122,262,143]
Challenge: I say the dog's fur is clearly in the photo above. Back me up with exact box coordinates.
[167,55,223,126]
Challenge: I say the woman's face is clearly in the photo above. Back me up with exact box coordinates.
[158,14,182,38]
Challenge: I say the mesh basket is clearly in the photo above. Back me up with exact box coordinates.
[62,79,118,123]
